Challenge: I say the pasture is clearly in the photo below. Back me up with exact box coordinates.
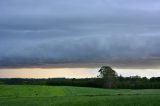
[0,85,160,106]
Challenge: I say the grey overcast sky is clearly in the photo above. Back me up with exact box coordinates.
[1,0,160,68]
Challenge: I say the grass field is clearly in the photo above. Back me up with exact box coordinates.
[0,85,160,106]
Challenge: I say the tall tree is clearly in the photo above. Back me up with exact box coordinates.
[98,66,118,88]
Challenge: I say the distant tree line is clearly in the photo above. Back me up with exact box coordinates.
[0,66,160,89]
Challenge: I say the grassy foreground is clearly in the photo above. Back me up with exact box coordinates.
[0,85,160,106]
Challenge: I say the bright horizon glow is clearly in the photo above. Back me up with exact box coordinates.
[0,68,159,78]
[0,68,98,78]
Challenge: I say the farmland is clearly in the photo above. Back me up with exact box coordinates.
[0,85,160,106]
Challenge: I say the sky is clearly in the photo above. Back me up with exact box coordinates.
[0,0,160,77]
[0,68,159,78]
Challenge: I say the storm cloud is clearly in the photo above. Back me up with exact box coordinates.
[1,0,160,68]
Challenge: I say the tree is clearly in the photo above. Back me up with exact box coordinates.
[98,66,118,88]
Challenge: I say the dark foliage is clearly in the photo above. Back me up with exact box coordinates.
[0,76,160,89]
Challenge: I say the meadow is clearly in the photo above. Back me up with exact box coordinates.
[0,85,160,106]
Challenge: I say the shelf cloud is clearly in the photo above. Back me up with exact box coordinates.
[1,0,160,68]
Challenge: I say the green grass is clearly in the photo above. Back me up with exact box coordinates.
[0,85,160,106]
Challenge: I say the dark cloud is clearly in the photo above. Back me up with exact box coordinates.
[0,0,160,68]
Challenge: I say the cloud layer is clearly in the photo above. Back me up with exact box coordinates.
[1,0,160,68]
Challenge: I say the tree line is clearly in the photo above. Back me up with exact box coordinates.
[0,66,160,89]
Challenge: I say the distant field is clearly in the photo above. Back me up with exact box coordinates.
[0,85,160,106]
